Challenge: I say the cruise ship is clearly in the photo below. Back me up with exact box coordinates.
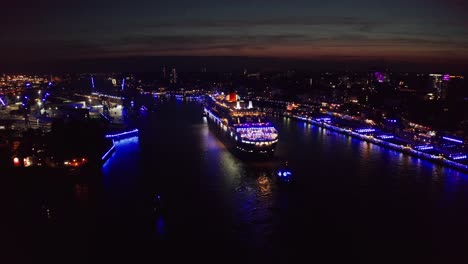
[204,92,279,156]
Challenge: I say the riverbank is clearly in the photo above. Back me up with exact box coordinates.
[285,114,468,173]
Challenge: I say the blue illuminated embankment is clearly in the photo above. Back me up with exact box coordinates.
[102,136,139,174]
[288,115,468,173]
[102,143,115,161]
[102,129,140,163]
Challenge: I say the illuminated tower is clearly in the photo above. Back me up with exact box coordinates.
[440,74,450,100]
[91,75,95,90]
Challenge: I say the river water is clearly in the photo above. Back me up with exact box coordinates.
[5,99,468,263]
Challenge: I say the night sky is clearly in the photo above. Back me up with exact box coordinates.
[2,0,467,72]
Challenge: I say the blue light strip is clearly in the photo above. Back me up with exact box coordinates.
[286,113,468,173]
[236,127,276,132]
[414,145,434,151]
[91,76,95,89]
[100,113,112,122]
[377,135,394,139]
[121,78,125,91]
[101,144,115,160]
[442,136,464,144]
[0,97,5,106]
[356,128,376,133]
[92,92,122,100]
[105,129,139,138]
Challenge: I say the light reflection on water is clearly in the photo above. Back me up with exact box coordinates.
[102,136,140,190]
[257,174,272,196]
[73,183,89,203]
[197,114,280,253]
[155,215,166,239]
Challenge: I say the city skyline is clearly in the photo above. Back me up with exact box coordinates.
[2,0,467,72]
[3,2,468,263]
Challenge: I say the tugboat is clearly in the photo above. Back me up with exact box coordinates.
[201,103,207,117]
[276,161,293,183]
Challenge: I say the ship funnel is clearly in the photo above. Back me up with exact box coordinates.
[248,100,253,109]
[236,101,241,109]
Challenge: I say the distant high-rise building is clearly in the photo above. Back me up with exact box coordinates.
[170,68,177,84]
[429,74,448,100]
[162,66,167,80]
[201,67,207,73]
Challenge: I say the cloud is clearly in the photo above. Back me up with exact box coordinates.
[2,31,467,62]
[68,16,385,36]
[134,16,384,33]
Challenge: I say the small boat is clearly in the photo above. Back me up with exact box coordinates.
[276,161,293,183]
[153,194,166,215]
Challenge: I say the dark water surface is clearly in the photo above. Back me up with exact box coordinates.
[5,100,468,263]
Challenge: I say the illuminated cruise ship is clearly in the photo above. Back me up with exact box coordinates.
[204,92,278,156]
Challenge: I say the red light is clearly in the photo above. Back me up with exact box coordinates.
[13,157,20,166]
